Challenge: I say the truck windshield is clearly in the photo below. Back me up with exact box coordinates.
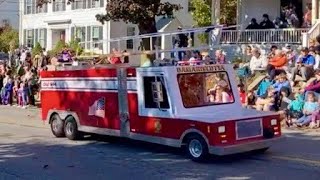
[177,71,234,108]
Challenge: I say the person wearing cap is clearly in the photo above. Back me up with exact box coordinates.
[291,47,315,82]
[259,14,275,29]
[249,48,268,73]
[246,18,260,29]
[173,27,188,60]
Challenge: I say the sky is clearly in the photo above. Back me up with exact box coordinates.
[0,0,19,29]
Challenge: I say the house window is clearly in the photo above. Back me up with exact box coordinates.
[76,27,86,42]
[53,0,66,12]
[143,76,170,109]
[91,26,103,49]
[87,0,103,8]
[26,0,32,14]
[91,0,100,8]
[27,30,34,48]
[39,29,46,48]
[126,27,135,49]
[72,0,86,10]
[36,3,47,13]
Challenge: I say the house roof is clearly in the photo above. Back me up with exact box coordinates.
[156,17,174,31]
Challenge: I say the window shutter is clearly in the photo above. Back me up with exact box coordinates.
[23,30,27,46]
[99,26,103,40]
[31,29,35,47]
[86,26,91,49]
[83,0,87,9]
[35,29,39,45]
[81,27,86,42]
[100,0,104,7]
[63,0,66,11]
[87,0,92,9]
[71,1,75,10]
[44,29,47,48]
[52,1,56,12]
[24,0,26,14]
[44,3,48,13]
[31,0,35,14]
[71,27,75,40]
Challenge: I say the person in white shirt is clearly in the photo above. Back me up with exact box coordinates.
[20,49,26,64]
[249,48,268,74]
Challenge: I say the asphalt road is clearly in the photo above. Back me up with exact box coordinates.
[0,108,320,179]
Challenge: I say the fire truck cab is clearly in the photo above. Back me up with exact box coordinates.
[41,63,282,161]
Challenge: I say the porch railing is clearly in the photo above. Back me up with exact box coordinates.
[220,28,309,44]
[302,21,320,47]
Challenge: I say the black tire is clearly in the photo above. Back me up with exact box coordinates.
[50,114,65,138]
[185,135,209,162]
[64,116,81,140]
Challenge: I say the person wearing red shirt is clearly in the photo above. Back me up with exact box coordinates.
[267,49,287,80]
[109,48,122,64]
[238,84,246,104]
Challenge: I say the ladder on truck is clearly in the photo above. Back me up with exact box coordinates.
[78,25,237,60]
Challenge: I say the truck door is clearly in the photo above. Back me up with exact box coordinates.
[117,68,130,137]
[134,71,174,135]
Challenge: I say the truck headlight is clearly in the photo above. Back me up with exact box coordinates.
[218,126,225,133]
[271,119,277,126]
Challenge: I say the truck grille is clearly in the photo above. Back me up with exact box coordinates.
[236,119,263,140]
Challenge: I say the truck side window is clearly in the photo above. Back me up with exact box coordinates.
[143,76,170,109]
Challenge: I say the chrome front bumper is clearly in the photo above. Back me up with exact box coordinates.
[209,136,284,156]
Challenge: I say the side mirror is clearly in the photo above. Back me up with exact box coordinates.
[152,81,163,102]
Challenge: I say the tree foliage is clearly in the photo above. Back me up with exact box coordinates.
[190,0,211,44]
[0,26,18,53]
[32,42,43,57]
[220,0,237,25]
[190,0,212,27]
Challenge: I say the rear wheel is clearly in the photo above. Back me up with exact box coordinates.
[186,135,209,162]
[64,116,81,140]
[50,114,65,138]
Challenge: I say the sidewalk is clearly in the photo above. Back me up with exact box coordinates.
[0,106,49,129]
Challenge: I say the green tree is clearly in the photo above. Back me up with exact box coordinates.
[0,26,18,52]
[68,38,83,56]
[190,0,211,44]
[220,0,237,25]
[32,42,43,57]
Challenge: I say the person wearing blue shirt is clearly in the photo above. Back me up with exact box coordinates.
[295,92,319,127]
[291,47,316,82]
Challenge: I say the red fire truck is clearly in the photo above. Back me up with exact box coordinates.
[40,26,281,161]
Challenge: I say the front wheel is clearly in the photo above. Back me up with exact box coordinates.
[186,135,209,162]
[64,116,81,140]
[50,114,65,138]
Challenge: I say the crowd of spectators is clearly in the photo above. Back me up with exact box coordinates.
[238,35,320,129]
[246,4,312,30]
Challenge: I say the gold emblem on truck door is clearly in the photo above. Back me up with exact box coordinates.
[154,120,162,133]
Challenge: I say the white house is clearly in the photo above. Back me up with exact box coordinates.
[0,0,19,29]
[19,0,193,55]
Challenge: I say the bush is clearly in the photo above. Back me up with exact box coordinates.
[32,42,42,58]
[50,40,67,56]
[0,27,18,52]
[68,38,83,56]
